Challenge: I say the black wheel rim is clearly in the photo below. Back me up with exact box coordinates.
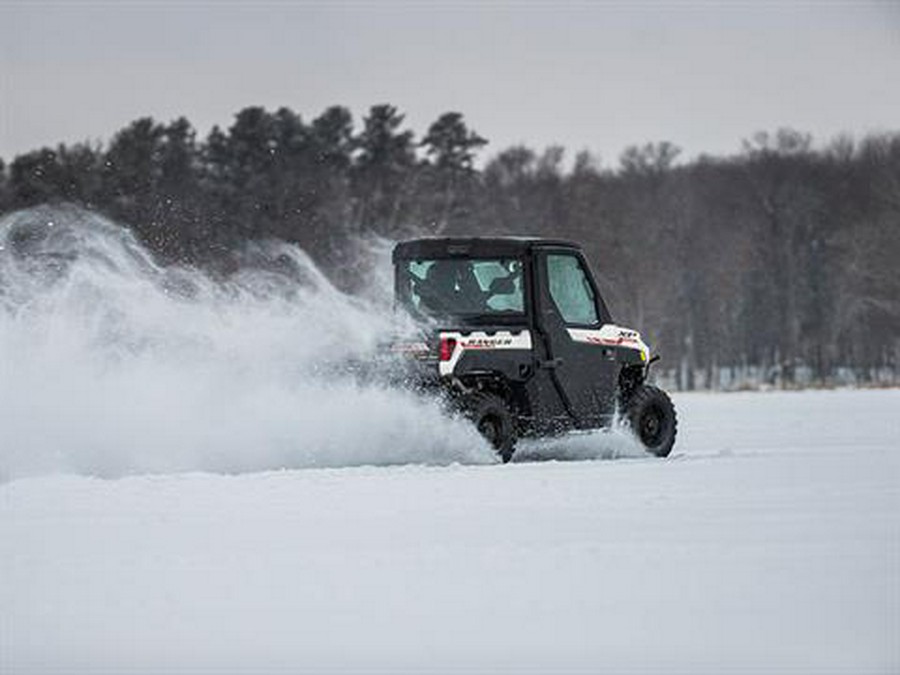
[639,405,664,447]
[478,415,502,449]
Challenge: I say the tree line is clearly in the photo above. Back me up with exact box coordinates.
[1,105,897,389]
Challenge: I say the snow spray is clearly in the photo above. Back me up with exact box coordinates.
[0,206,494,481]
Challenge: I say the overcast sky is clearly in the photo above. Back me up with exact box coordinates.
[1,1,898,166]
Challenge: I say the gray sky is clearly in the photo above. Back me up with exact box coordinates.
[1,1,898,166]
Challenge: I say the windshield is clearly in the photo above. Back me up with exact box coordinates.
[399,258,524,317]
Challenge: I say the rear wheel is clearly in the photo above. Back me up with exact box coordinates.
[464,392,517,463]
[624,385,677,457]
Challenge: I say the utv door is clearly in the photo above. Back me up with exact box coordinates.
[533,249,617,426]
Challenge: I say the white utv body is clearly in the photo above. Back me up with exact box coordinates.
[392,237,676,462]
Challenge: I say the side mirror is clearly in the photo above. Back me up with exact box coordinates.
[489,276,516,295]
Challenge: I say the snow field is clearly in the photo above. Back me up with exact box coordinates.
[2,389,898,673]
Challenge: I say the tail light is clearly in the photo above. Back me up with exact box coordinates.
[439,337,457,361]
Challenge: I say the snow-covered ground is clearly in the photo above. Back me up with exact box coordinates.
[2,388,898,674]
[1,209,897,671]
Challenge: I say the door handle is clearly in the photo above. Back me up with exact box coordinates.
[538,358,563,369]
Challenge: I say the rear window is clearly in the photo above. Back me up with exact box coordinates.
[400,258,524,316]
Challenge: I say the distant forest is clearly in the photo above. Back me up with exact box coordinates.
[1,105,897,389]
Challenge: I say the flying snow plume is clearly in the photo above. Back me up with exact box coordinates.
[0,206,493,482]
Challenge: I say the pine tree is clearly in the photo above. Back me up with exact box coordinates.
[419,112,487,234]
[351,104,416,236]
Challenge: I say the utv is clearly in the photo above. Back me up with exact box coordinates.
[391,237,677,462]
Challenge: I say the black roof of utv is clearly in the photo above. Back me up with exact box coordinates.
[392,237,580,262]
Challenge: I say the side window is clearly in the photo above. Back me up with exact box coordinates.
[546,254,599,325]
[472,260,524,312]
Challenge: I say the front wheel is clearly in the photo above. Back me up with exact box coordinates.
[463,392,517,463]
[623,385,677,457]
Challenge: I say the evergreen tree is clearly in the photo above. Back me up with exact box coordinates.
[155,118,203,261]
[101,117,169,252]
[221,106,280,241]
[420,112,487,233]
[9,148,65,207]
[306,106,355,259]
[351,104,416,235]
